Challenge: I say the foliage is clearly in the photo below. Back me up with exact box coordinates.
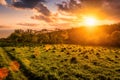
[110,31,120,45]
[1,24,120,46]
[2,44,120,80]
[0,67,9,80]
[10,61,20,72]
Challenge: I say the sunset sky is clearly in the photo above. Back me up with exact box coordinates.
[0,0,120,37]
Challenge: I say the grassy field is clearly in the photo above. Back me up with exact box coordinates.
[0,44,120,80]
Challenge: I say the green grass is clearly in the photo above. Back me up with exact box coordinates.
[1,44,120,80]
[0,47,28,80]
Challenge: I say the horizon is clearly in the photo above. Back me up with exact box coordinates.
[0,1,120,79]
[0,23,120,38]
[0,0,120,38]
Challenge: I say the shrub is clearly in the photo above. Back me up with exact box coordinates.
[10,61,20,72]
[95,74,107,80]
[70,57,78,64]
[47,74,58,80]
[0,67,9,80]
[111,31,120,46]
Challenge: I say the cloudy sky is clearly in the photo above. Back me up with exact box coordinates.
[0,0,120,36]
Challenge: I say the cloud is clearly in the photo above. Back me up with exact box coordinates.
[17,23,39,27]
[11,0,51,16]
[1,0,120,29]
[12,0,45,8]
[83,0,104,6]
[56,0,120,21]
[0,0,52,25]
[0,0,7,5]
[31,14,53,22]
[31,12,77,23]
[34,3,51,16]
[103,0,120,19]
[57,0,82,13]
[0,25,11,28]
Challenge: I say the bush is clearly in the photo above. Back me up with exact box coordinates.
[70,57,78,64]
[111,31,120,46]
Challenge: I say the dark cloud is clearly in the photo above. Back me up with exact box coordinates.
[107,0,120,7]
[57,0,108,13]
[107,1,119,10]
[1,0,120,27]
[34,3,51,16]
[57,0,120,20]
[57,0,82,13]
[12,0,51,16]
[103,0,120,19]
[82,0,104,7]
[12,0,45,8]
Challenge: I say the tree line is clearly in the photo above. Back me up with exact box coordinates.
[1,24,120,46]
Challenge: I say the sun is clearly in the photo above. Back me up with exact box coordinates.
[83,16,98,27]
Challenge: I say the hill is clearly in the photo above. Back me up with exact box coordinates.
[1,23,120,46]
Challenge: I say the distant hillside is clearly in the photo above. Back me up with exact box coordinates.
[1,23,120,46]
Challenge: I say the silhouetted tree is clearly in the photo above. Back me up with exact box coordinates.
[111,31,120,46]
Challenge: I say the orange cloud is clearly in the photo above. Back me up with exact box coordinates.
[0,0,7,5]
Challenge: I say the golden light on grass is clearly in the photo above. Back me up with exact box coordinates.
[82,16,99,27]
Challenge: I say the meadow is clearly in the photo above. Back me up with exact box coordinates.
[1,0,120,80]
[0,44,120,80]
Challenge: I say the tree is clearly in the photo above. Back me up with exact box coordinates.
[111,31,120,46]
[8,29,24,42]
